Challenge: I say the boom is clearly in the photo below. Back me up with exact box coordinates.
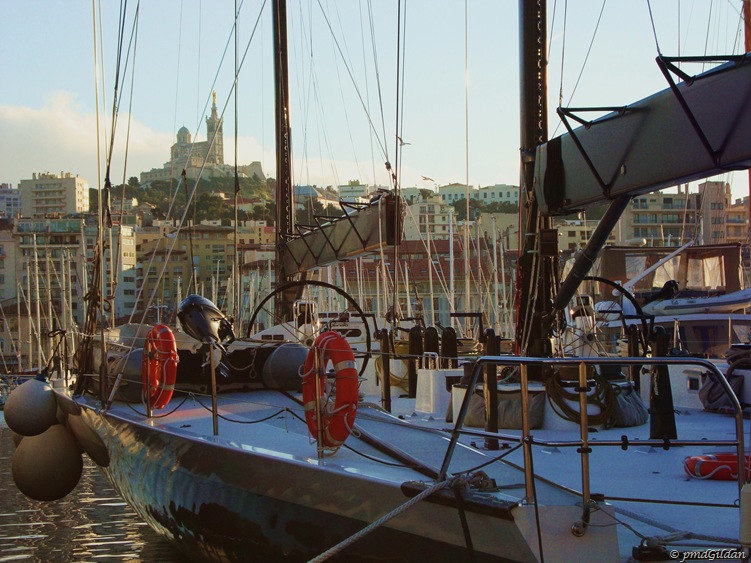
[535,55,751,215]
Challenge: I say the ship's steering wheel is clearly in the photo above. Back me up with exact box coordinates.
[245,280,372,378]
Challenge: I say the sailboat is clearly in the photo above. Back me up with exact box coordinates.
[7,2,751,561]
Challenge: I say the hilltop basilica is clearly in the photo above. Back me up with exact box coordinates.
[140,92,264,185]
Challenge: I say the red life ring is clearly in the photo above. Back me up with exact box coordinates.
[141,324,178,410]
[683,453,751,480]
[301,331,359,447]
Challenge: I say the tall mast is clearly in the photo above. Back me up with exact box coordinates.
[745,0,751,266]
[516,0,556,360]
[272,0,294,320]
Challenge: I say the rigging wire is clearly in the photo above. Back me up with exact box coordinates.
[551,0,607,138]
[78,0,108,379]
[565,0,606,106]
[359,1,378,186]
[646,0,663,55]
[329,1,370,185]
[315,0,388,161]
[111,4,141,314]
[390,0,405,326]
[702,0,715,71]
[129,0,266,328]
[557,0,568,108]
[230,0,242,319]
[396,1,408,194]
[547,0,558,63]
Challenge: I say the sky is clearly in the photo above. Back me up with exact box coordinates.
[1,0,749,202]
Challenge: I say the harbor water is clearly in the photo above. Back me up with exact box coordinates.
[0,413,183,562]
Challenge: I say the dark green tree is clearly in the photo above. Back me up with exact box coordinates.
[452,197,485,221]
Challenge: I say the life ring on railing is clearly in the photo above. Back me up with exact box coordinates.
[683,453,751,481]
[301,331,359,448]
[141,324,178,410]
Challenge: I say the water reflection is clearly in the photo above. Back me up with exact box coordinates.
[0,422,183,561]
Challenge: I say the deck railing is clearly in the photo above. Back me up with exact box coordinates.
[439,355,747,529]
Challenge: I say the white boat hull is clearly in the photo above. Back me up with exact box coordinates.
[641,288,751,316]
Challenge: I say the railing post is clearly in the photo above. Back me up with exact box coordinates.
[380,329,392,413]
[627,324,641,392]
[313,345,324,458]
[407,326,423,398]
[568,360,593,537]
[520,363,535,503]
[484,328,499,450]
[209,344,219,436]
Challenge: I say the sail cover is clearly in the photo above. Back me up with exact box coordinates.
[535,55,751,215]
[280,192,404,275]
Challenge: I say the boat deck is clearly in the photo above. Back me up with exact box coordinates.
[74,385,746,561]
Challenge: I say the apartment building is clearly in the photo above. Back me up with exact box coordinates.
[617,181,732,246]
[437,183,519,205]
[727,196,750,246]
[137,224,236,313]
[403,197,455,241]
[19,172,89,218]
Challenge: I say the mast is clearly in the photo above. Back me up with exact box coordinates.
[427,208,435,327]
[745,0,751,266]
[516,0,555,360]
[449,209,455,328]
[492,216,499,331]
[32,236,43,367]
[272,0,294,320]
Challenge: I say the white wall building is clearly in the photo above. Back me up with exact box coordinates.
[19,172,90,218]
[437,183,519,205]
[338,184,369,202]
[478,184,519,205]
[403,197,455,241]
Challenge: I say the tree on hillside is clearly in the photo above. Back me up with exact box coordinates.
[192,192,235,222]
[452,197,486,221]
[296,198,326,225]
[486,201,518,214]
[247,201,275,223]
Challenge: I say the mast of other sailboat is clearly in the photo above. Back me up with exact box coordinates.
[516,0,556,360]
[745,0,751,266]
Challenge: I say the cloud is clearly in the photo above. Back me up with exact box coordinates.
[0,92,171,187]
[0,93,311,189]
[0,92,518,194]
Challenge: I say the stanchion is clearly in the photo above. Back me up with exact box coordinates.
[380,329,392,413]
[407,326,423,398]
[484,328,499,450]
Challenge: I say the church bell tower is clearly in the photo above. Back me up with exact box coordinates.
[206,91,224,165]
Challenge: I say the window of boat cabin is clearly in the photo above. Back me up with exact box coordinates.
[687,256,725,289]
